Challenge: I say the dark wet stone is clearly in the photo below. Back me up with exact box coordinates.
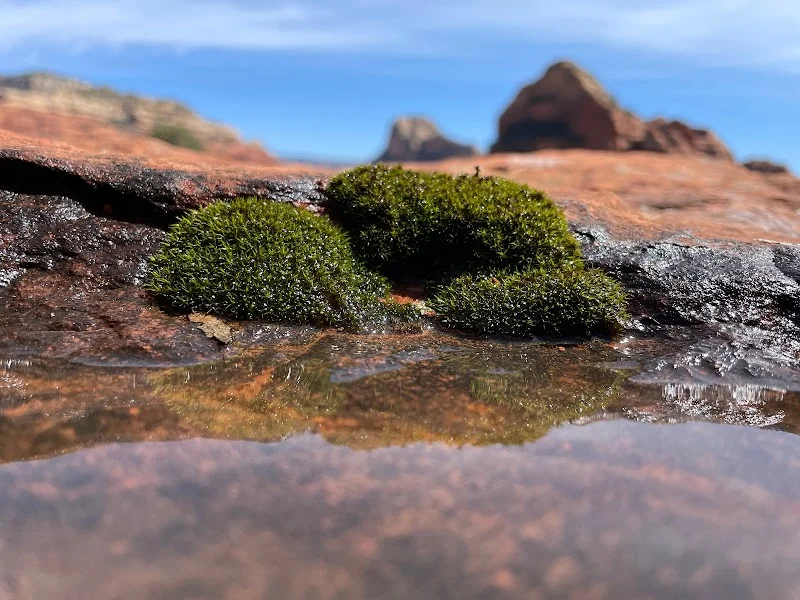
[575,226,800,329]
[574,227,800,387]
[0,190,220,364]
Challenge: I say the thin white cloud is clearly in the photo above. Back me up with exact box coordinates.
[1,0,799,71]
[0,0,392,51]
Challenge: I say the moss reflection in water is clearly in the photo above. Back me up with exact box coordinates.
[152,333,630,448]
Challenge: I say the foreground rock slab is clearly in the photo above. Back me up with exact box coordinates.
[0,131,798,370]
[0,131,326,223]
[0,132,327,364]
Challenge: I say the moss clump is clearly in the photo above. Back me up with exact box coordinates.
[146,198,401,329]
[325,165,581,280]
[428,267,628,337]
[151,123,205,151]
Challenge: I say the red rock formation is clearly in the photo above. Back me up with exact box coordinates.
[637,119,733,160]
[0,104,277,166]
[491,61,733,161]
[376,117,478,163]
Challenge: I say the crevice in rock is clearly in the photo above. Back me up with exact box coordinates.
[0,156,180,228]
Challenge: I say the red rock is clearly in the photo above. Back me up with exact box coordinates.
[1,129,798,364]
[491,61,733,161]
[411,150,800,244]
[376,117,478,163]
[0,130,327,221]
[639,119,732,160]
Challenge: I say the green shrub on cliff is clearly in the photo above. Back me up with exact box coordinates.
[146,198,406,329]
[325,165,581,280]
[428,267,628,337]
[151,123,205,151]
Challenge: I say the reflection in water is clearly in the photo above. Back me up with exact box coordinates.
[662,383,786,428]
[1,358,30,400]
[153,334,628,448]
[3,331,800,598]
[1,328,799,462]
[2,422,800,599]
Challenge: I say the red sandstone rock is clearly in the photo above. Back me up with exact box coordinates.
[0,130,798,367]
[376,117,478,163]
[0,130,327,221]
[491,61,733,161]
[0,104,276,166]
[639,119,732,160]
[411,151,800,244]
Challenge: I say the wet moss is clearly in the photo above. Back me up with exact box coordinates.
[325,164,582,280]
[146,197,410,329]
[429,267,628,337]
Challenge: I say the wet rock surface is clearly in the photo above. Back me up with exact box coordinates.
[0,133,798,376]
[577,228,800,396]
[0,190,220,364]
[577,228,800,328]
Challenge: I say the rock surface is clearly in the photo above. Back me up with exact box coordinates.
[0,132,325,364]
[420,151,800,244]
[638,118,733,160]
[491,61,733,160]
[0,131,798,371]
[0,131,325,224]
[376,117,478,163]
[0,73,275,164]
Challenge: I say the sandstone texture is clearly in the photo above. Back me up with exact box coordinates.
[376,117,478,163]
[491,62,733,161]
[0,72,275,165]
[0,131,324,364]
[0,130,798,375]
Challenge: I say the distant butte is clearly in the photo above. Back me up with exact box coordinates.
[491,61,733,160]
[376,116,478,163]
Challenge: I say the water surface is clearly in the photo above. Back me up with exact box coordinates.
[1,330,799,598]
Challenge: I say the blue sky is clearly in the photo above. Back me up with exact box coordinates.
[1,0,799,169]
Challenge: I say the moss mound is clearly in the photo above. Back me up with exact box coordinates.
[428,267,628,337]
[325,165,581,279]
[146,198,400,328]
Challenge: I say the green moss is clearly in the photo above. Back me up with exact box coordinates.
[325,164,582,280]
[428,266,628,337]
[146,198,406,329]
[151,123,205,151]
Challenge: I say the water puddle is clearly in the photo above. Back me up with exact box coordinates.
[1,329,800,597]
